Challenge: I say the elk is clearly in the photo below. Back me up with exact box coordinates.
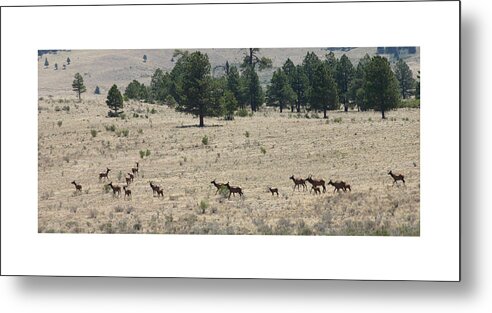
[268,187,279,196]
[156,187,164,197]
[289,175,307,191]
[71,180,82,192]
[123,186,132,198]
[107,182,121,196]
[306,175,326,193]
[149,181,160,196]
[127,172,134,182]
[99,168,111,181]
[131,162,139,176]
[225,182,243,199]
[125,175,132,186]
[211,179,226,194]
[311,186,321,195]
[388,170,405,185]
[328,180,350,193]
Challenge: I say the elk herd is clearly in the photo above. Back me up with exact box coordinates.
[70,162,406,201]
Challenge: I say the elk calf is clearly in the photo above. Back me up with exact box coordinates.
[71,181,82,192]
[132,162,139,176]
[156,187,164,197]
[123,186,132,198]
[388,170,405,185]
[268,187,279,196]
[225,182,243,199]
[125,176,132,186]
[311,186,321,195]
[127,172,134,182]
[99,168,111,181]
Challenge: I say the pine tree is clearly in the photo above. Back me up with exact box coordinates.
[143,55,147,63]
[106,84,124,117]
[66,57,71,65]
[292,65,309,112]
[240,48,272,111]
[54,63,58,70]
[226,66,243,108]
[175,51,220,127]
[222,90,238,120]
[349,54,371,111]
[125,80,144,100]
[150,68,171,103]
[94,86,101,95]
[335,54,354,112]
[44,58,49,68]
[72,73,86,101]
[394,59,415,99]
[241,66,264,113]
[415,70,420,99]
[309,63,338,119]
[364,56,400,119]
[266,69,296,113]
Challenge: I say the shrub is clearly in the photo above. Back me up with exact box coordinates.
[146,149,151,157]
[90,129,97,138]
[62,105,70,112]
[138,128,143,134]
[139,150,145,159]
[244,131,250,138]
[57,120,63,127]
[105,124,116,132]
[236,108,248,117]
[260,147,266,155]
[311,112,320,119]
[202,135,209,145]
[150,108,157,114]
[399,98,420,109]
[199,199,209,214]
[121,129,129,137]
[333,117,342,123]
[55,106,61,112]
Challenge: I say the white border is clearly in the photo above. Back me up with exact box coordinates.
[1,1,459,280]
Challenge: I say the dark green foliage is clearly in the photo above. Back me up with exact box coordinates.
[106,84,124,117]
[415,70,420,99]
[44,58,49,67]
[364,56,400,119]
[54,63,58,70]
[302,52,322,88]
[226,66,243,108]
[349,54,371,110]
[394,59,415,99]
[72,73,86,101]
[94,86,100,95]
[175,51,220,127]
[335,54,355,111]
[241,66,264,112]
[143,54,147,63]
[125,80,148,101]
[222,90,238,120]
[266,69,296,113]
[324,51,338,73]
[291,65,309,112]
[309,63,338,118]
[66,57,71,65]
[150,68,171,103]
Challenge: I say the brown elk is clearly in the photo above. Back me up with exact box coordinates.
[211,179,226,194]
[289,175,307,191]
[107,182,121,196]
[125,175,132,186]
[123,186,132,198]
[156,187,164,197]
[328,180,350,192]
[310,186,321,195]
[71,181,82,192]
[306,175,326,193]
[127,172,134,182]
[99,168,111,181]
[131,162,139,176]
[268,187,279,196]
[388,170,405,185]
[149,181,160,196]
[225,182,243,199]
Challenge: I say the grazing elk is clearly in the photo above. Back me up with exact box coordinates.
[127,172,134,182]
[107,182,121,196]
[388,170,405,185]
[99,168,111,181]
[268,187,279,196]
[225,182,243,199]
[211,179,226,195]
[131,162,139,176]
[289,175,307,191]
[149,181,160,196]
[311,186,321,195]
[328,180,350,193]
[306,175,326,193]
[123,186,132,198]
[71,181,82,192]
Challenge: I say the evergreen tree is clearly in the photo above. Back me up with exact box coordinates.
[222,90,238,120]
[394,59,415,99]
[335,54,354,112]
[309,63,338,119]
[169,51,190,105]
[415,70,420,99]
[66,57,71,65]
[106,84,124,117]
[54,63,58,70]
[302,52,322,88]
[150,68,171,103]
[175,51,220,127]
[241,66,264,113]
[240,48,272,111]
[125,80,144,100]
[266,69,296,113]
[349,54,371,111]
[226,66,243,108]
[143,55,147,63]
[72,72,86,101]
[364,56,400,119]
[44,58,49,68]
[325,51,338,73]
[94,86,101,95]
[292,65,309,112]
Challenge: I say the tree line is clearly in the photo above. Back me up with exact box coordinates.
[71,49,419,126]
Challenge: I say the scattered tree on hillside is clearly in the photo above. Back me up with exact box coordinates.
[291,65,309,112]
[94,86,101,95]
[54,63,58,70]
[72,73,86,101]
[106,84,124,117]
[125,80,149,101]
[309,63,338,119]
[226,66,243,108]
[44,58,49,68]
[143,55,147,63]
[364,56,400,119]
[222,90,238,120]
[348,54,371,111]
[175,51,221,127]
[394,59,415,99]
[335,54,355,111]
[266,69,296,113]
[150,68,171,104]
[241,66,264,113]
[415,70,420,99]
[67,57,71,65]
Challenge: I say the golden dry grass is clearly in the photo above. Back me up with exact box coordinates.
[38,98,419,236]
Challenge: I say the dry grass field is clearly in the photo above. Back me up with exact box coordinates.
[38,98,420,236]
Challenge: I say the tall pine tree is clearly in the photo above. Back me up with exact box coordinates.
[106,84,124,116]
[335,54,354,112]
[309,63,338,119]
[266,69,296,113]
[72,73,86,101]
[394,59,415,99]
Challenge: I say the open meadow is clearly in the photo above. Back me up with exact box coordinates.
[38,98,420,235]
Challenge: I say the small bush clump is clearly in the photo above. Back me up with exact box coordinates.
[236,108,248,117]
[333,117,342,123]
[202,135,209,146]
[90,129,97,138]
[260,146,267,155]
[57,120,63,127]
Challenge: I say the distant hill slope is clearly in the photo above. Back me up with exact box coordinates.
[38,47,419,99]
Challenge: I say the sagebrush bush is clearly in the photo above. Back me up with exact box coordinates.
[90,129,97,138]
[236,108,248,117]
[202,135,209,145]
